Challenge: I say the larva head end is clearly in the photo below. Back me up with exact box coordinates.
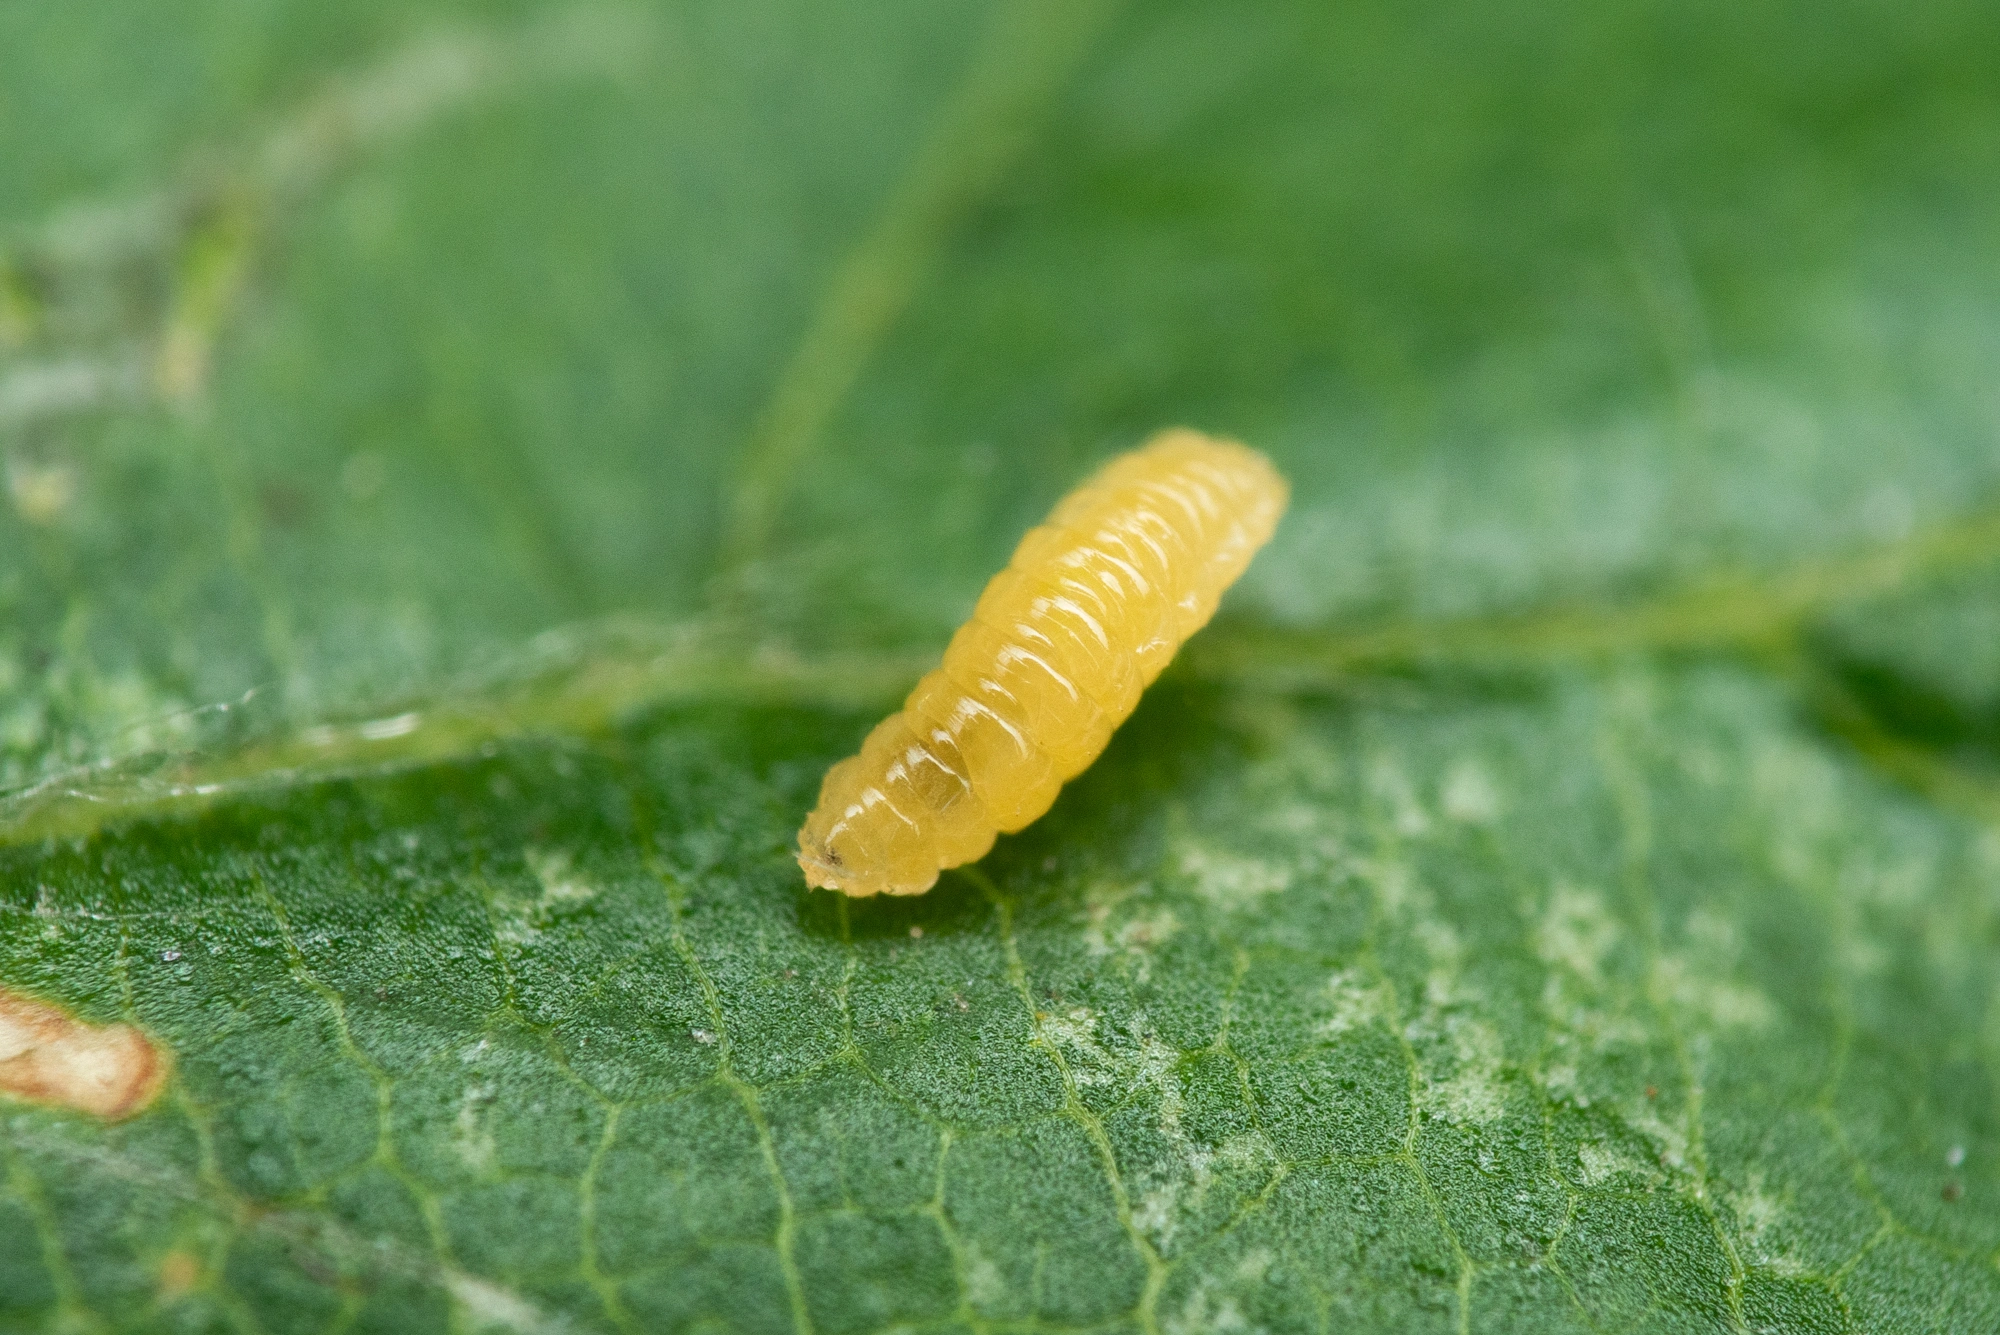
[796,841,846,893]
[797,831,870,895]
[796,835,943,897]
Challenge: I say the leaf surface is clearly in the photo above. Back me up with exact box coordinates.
[3,1,2000,1331]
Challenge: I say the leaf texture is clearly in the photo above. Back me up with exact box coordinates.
[2,1,1999,1331]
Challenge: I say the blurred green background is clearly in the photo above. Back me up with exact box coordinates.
[5,0,1996,780]
[4,1,2000,1331]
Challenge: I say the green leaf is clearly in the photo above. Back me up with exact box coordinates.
[4,1,2000,1332]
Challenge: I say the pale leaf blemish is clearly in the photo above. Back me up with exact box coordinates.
[1577,1139,1656,1187]
[0,357,139,431]
[1416,919,1473,1010]
[1631,1110,1693,1175]
[0,987,170,1120]
[1440,757,1501,824]
[358,711,422,741]
[525,847,595,905]
[1750,738,1842,884]
[961,1243,1005,1307]
[494,849,598,948]
[33,886,61,941]
[452,1082,497,1171]
[1039,1006,1177,1095]
[1081,899,1178,982]
[1415,918,1463,969]
[1537,884,1619,987]
[1684,907,1740,957]
[1367,755,1429,837]
[1165,1280,1251,1335]
[1133,1184,1179,1249]
[1859,481,1916,541]
[1135,1131,1273,1254]
[1113,909,1176,951]
[1729,1170,1799,1270]
[1654,955,1774,1031]
[1175,841,1290,909]
[444,1268,554,1334]
[1423,1014,1508,1125]
[1320,967,1391,1039]
[1542,1063,1588,1108]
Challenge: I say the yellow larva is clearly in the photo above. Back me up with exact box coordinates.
[797,428,1289,897]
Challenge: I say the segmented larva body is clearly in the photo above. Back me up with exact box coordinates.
[797,429,1288,896]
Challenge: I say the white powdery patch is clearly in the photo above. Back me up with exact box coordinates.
[444,1269,558,1334]
[1164,1281,1252,1335]
[1683,907,1740,958]
[1728,1171,1804,1273]
[1576,1139,1658,1188]
[1320,967,1392,1039]
[0,359,141,432]
[1535,884,1651,1092]
[1537,884,1619,988]
[1440,757,1502,825]
[1152,1246,1279,1335]
[1038,1006,1111,1082]
[1081,895,1179,983]
[525,848,596,906]
[1377,894,1512,1126]
[1042,1008,1276,1255]
[1038,1007,1177,1094]
[1629,1110,1693,1176]
[1134,1132,1274,1255]
[496,848,597,947]
[1414,919,1475,1014]
[452,1081,498,1172]
[1131,1184,1178,1249]
[1653,955,1774,1032]
[961,1243,1006,1309]
[1541,1063,1588,1109]
[1234,1247,1275,1282]
[1422,1013,1509,1126]
[1174,842,1291,910]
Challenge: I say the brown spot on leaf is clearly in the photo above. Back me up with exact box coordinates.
[157,1249,201,1299]
[1944,1181,1963,1202]
[0,987,170,1120]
